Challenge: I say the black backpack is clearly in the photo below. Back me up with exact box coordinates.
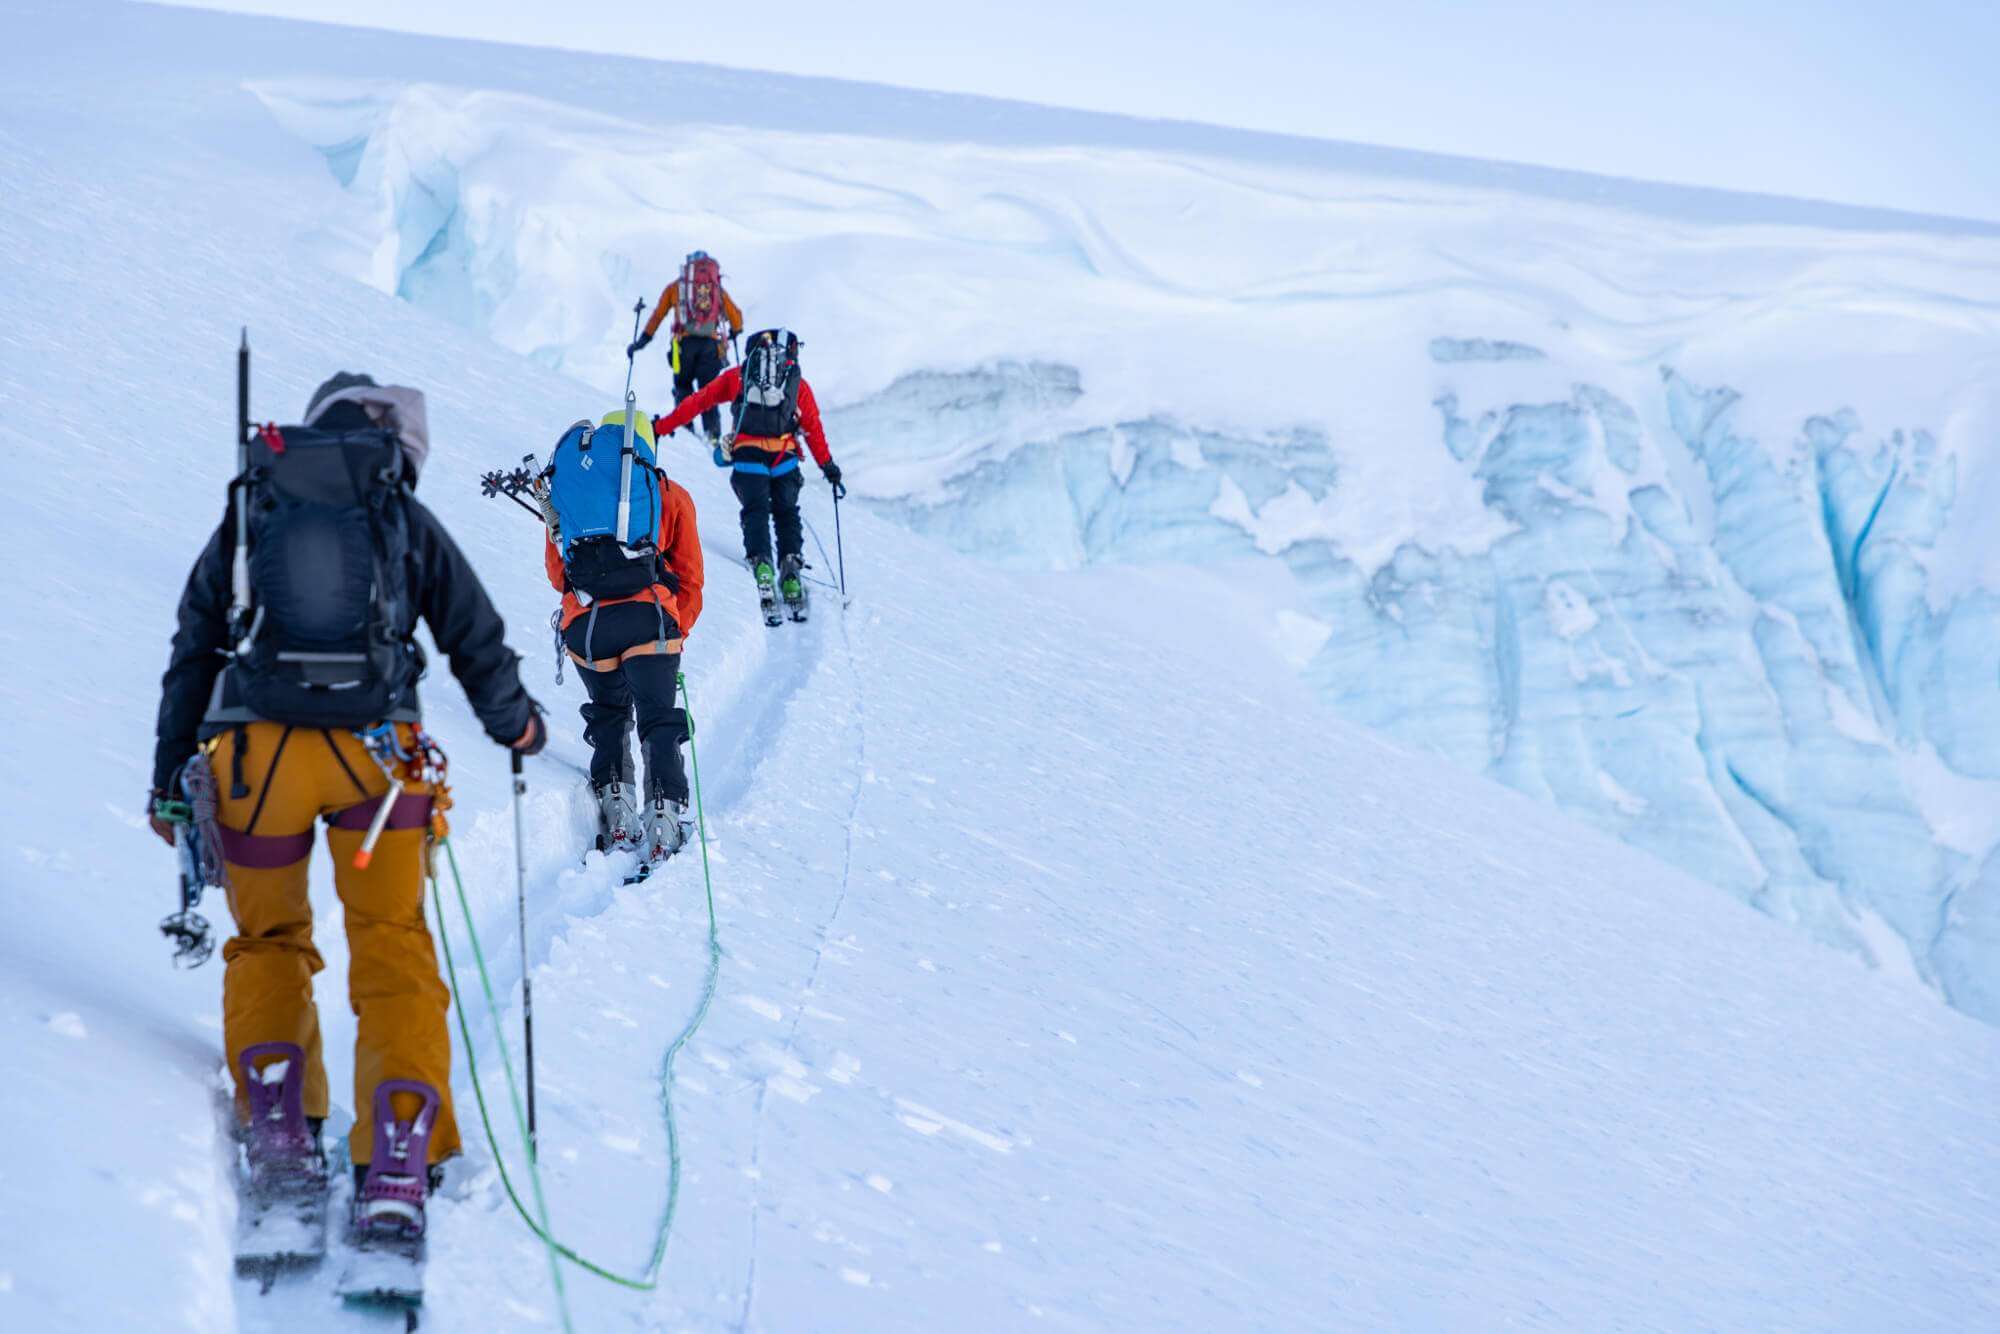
[226,422,421,728]
[732,329,802,439]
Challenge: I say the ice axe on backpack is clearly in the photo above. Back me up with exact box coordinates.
[625,297,645,398]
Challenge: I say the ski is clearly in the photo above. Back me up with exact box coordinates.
[781,555,810,622]
[621,835,692,884]
[622,801,692,883]
[752,559,783,626]
[232,1043,331,1291]
[337,1242,425,1327]
[335,1080,438,1326]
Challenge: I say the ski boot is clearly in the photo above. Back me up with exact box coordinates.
[754,560,782,627]
[655,796,692,859]
[593,780,641,853]
[235,1041,330,1280]
[779,554,809,623]
[338,1079,438,1311]
[626,796,690,882]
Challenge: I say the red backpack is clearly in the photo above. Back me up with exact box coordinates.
[676,252,724,335]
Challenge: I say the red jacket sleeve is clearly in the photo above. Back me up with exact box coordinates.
[654,365,741,439]
[795,378,832,468]
[664,480,704,634]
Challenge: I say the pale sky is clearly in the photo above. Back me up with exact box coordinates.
[167,0,2000,222]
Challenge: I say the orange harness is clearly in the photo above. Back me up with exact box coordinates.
[566,637,684,673]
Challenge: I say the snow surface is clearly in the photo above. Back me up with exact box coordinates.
[4,2,2000,1330]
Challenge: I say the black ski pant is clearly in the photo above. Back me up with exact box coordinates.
[562,600,688,804]
[672,335,729,439]
[730,464,805,568]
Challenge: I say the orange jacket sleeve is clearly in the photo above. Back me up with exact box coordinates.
[664,480,704,634]
[543,531,567,593]
[654,365,742,439]
[721,288,744,336]
[795,378,832,468]
[641,280,677,339]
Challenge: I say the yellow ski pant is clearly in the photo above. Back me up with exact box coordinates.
[209,721,459,1166]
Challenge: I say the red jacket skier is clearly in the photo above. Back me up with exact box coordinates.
[651,328,843,619]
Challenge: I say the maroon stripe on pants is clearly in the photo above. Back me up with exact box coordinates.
[327,793,434,833]
[219,827,314,868]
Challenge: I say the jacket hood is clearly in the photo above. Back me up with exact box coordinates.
[303,374,431,480]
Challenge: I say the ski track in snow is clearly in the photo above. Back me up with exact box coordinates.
[739,596,868,1329]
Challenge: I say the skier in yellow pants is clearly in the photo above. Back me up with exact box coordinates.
[150,372,544,1243]
[208,721,458,1166]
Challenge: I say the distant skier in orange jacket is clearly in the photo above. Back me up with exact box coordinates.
[626,250,744,441]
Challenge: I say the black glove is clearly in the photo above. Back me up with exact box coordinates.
[821,460,846,499]
[510,707,548,757]
[626,332,653,358]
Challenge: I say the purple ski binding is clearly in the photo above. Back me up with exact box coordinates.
[338,1078,439,1313]
[233,1041,329,1284]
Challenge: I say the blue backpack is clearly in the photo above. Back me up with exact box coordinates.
[548,408,663,599]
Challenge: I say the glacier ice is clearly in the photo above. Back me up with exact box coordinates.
[828,361,2000,1017]
[1429,337,1548,364]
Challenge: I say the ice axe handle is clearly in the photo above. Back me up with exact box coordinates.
[351,776,405,869]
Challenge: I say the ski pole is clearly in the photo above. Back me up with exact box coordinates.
[513,748,537,1153]
[833,489,847,600]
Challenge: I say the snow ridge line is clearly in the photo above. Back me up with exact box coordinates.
[738,600,869,1330]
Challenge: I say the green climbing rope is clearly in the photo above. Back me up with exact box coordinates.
[427,672,724,1305]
